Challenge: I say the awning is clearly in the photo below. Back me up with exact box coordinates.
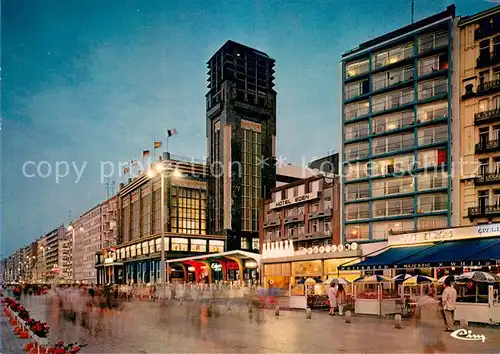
[165,250,260,264]
[339,244,434,271]
[397,237,500,268]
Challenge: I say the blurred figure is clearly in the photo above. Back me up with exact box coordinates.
[336,284,346,316]
[442,277,457,332]
[328,281,338,315]
[416,287,444,353]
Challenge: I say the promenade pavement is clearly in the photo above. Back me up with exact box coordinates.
[1,294,499,353]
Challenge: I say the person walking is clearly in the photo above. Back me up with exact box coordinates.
[336,284,346,316]
[328,280,338,315]
[442,276,457,332]
[416,287,444,353]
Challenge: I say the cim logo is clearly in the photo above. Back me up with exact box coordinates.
[450,329,486,343]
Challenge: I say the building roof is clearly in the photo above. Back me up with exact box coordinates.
[342,5,455,60]
[207,40,274,64]
[458,4,500,27]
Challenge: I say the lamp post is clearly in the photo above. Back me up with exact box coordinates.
[148,162,181,298]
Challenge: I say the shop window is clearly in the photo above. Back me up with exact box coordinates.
[191,239,207,252]
[171,238,188,252]
[209,240,224,253]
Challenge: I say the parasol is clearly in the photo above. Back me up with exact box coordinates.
[438,275,455,284]
[402,275,438,286]
[455,271,500,284]
[353,275,392,283]
[304,278,317,285]
[392,274,412,282]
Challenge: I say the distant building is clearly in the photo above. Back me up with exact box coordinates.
[206,40,277,251]
[44,226,65,283]
[308,153,339,176]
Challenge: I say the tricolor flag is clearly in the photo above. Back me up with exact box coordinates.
[142,150,150,158]
[154,141,162,149]
[167,128,177,137]
[123,167,130,174]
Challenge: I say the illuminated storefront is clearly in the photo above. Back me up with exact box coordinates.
[261,240,361,308]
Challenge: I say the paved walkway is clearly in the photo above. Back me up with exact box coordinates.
[1,294,499,353]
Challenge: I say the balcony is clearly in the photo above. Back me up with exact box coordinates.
[477,79,500,96]
[284,214,305,224]
[474,108,500,125]
[468,204,500,219]
[475,139,500,154]
[291,230,331,242]
[474,173,500,185]
[263,215,282,228]
[308,209,333,220]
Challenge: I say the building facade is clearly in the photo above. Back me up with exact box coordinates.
[206,40,277,251]
[58,228,73,283]
[72,204,101,284]
[341,6,458,243]
[459,6,500,225]
[261,175,341,248]
[44,226,65,282]
[100,155,226,285]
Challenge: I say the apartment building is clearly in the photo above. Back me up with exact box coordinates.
[459,6,500,224]
[341,6,458,243]
[261,175,340,248]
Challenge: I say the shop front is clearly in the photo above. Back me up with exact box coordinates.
[339,224,500,323]
[261,240,361,309]
[166,250,260,284]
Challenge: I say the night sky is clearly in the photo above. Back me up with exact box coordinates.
[1,0,493,255]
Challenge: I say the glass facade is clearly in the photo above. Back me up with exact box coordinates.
[341,22,452,243]
[242,126,261,232]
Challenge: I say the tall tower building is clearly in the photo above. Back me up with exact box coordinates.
[340,6,458,243]
[206,40,277,251]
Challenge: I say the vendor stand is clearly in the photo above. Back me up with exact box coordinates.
[353,275,399,316]
[453,271,500,325]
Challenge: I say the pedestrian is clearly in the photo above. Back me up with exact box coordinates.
[336,284,346,316]
[89,284,96,305]
[442,276,457,332]
[416,287,444,353]
[328,280,338,315]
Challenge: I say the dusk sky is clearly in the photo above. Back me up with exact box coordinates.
[2,0,493,255]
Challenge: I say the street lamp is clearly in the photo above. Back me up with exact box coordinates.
[147,162,182,297]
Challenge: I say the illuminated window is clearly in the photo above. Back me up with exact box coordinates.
[141,189,151,237]
[152,183,161,233]
[172,187,206,235]
[190,239,207,252]
[209,240,224,253]
[242,127,261,232]
[171,238,188,252]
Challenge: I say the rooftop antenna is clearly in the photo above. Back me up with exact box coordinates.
[411,0,414,24]
[110,180,116,196]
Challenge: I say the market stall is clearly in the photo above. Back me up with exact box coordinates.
[453,271,500,325]
[353,275,399,316]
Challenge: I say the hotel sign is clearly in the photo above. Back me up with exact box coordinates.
[269,192,319,210]
[388,223,500,246]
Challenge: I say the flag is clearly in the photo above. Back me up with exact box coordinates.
[123,167,130,174]
[154,141,162,149]
[167,128,177,137]
[143,150,150,158]
[131,160,137,166]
